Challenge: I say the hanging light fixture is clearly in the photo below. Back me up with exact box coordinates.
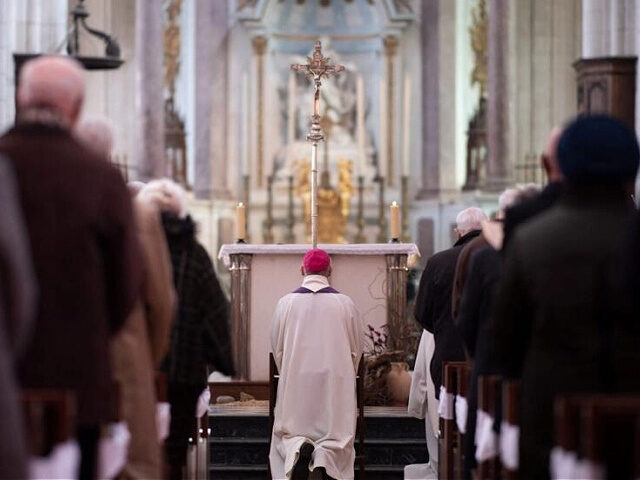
[14,0,124,78]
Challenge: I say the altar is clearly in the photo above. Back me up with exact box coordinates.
[218,243,419,381]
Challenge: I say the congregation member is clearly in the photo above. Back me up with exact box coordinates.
[414,207,487,396]
[76,117,176,479]
[0,155,36,479]
[451,188,520,321]
[492,115,640,479]
[454,188,530,480]
[502,126,564,250]
[140,179,234,480]
[269,249,363,480]
[0,56,142,480]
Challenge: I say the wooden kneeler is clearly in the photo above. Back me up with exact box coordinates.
[268,353,366,479]
[453,362,471,479]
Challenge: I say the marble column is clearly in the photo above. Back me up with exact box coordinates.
[135,0,165,180]
[199,0,230,199]
[417,0,440,198]
[486,0,512,190]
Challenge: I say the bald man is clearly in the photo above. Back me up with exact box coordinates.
[502,126,564,250]
[414,207,488,396]
[0,56,143,480]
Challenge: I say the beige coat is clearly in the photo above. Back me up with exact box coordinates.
[111,198,175,479]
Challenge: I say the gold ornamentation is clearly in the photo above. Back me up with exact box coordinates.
[470,0,488,98]
[163,0,183,101]
[294,158,353,244]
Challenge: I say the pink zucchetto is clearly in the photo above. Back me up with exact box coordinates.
[302,248,331,274]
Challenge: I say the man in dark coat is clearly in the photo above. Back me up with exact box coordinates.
[0,56,142,480]
[502,127,564,251]
[492,115,640,479]
[0,155,36,479]
[414,207,487,395]
[141,179,235,480]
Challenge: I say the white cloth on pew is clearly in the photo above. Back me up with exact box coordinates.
[550,446,604,480]
[156,402,171,441]
[404,461,438,479]
[98,422,131,479]
[455,395,468,433]
[499,420,519,470]
[196,388,211,418]
[475,409,498,461]
[438,386,455,420]
[29,439,81,480]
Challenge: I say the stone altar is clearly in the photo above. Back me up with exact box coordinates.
[218,243,419,381]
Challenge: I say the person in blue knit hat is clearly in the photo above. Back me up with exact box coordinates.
[491,115,640,480]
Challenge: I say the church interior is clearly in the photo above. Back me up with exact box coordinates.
[2,0,640,479]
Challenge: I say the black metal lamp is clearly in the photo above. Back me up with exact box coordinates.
[14,0,124,81]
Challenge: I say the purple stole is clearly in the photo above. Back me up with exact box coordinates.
[293,286,340,294]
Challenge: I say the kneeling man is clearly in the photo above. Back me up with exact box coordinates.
[270,249,364,480]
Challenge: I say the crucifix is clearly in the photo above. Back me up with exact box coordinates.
[292,40,345,248]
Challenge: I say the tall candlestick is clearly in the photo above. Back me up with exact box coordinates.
[241,71,249,176]
[402,73,411,176]
[390,201,400,240]
[356,75,366,177]
[379,78,388,179]
[236,202,246,241]
[287,70,296,162]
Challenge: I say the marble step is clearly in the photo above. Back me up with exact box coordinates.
[209,436,427,467]
[209,465,405,480]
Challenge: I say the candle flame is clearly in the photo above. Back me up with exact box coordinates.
[392,201,398,206]
[238,202,244,207]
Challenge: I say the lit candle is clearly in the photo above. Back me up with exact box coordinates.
[402,73,411,177]
[356,75,366,177]
[379,78,388,179]
[287,70,296,162]
[241,72,250,176]
[236,202,246,241]
[390,201,400,240]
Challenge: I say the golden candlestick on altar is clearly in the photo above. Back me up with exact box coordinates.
[291,41,345,249]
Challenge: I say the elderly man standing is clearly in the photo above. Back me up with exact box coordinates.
[493,115,640,479]
[414,207,487,397]
[270,249,363,480]
[0,57,142,480]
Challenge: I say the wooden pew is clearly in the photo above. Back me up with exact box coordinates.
[476,375,501,480]
[500,380,520,480]
[268,353,366,479]
[438,361,467,480]
[579,395,640,479]
[21,389,76,457]
[454,362,471,479]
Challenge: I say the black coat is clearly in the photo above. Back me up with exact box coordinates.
[492,187,640,479]
[414,230,481,394]
[162,215,235,385]
[502,181,564,251]
[455,245,501,479]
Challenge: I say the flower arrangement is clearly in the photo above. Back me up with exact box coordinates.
[363,324,406,406]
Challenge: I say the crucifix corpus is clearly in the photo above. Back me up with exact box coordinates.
[291,40,345,248]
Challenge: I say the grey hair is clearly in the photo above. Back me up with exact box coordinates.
[139,178,188,218]
[456,207,488,236]
[498,188,521,212]
[75,116,114,157]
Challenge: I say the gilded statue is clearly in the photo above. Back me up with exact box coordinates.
[163,0,183,99]
[470,0,488,98]
[294,158,354,244]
